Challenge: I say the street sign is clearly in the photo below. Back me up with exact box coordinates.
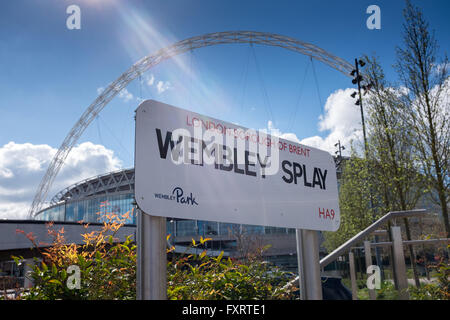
[135,99,340,231]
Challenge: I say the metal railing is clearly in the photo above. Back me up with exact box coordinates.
[284,209,450,299]
[320,209,428,268]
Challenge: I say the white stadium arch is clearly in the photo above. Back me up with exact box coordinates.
[29,31,354,218]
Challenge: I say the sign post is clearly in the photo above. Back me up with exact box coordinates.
[135,99,341,300]
[295,229,306,300]
[136,209,167,300]
[296,229,322,300]
[348,251,358,300]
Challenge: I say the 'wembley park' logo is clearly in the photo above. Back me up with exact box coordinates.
[154,187,198,206]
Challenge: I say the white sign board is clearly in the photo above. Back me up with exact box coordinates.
[135,100,340,231]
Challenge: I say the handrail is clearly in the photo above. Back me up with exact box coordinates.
[319,209,427,268]
[350,238,450,249]
[283,209,428,290]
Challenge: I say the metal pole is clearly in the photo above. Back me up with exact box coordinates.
[348,251,358,300]
[387,221,399,289]
[23,258,38,289]
[364,241,376,300]
[136,209,143,299]
[296,229,322,300]
[354,58,368,153]
[391,226,409,300]
[137,209,167,300]
[295,229,306,300]
[354,58,384,280]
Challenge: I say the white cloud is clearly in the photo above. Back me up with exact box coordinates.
[0,141,123,220]
[260,88,364,156]
[432,62,449,75]
[143,73,171,94]
[156,80,172,94]
[295,82,449,156]
[300,88,363,155]
[263,120,301,143]
[265,120,282,137]
[98,73,171,101]
[97,87,134,103]
[146,74,155,86]
[118,88,134,102]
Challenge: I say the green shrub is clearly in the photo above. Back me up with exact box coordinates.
[167,237,295,300]
[376,281,398,300]
[409,258,450,300]
[12,205,136,300]
[8,203,295,300]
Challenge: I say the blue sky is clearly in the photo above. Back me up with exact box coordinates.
[0,0,449,217]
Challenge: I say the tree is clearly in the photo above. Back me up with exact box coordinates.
[323,154,378,252]
[395,1,449,237]
[364,55,425,214]
[363,55,425,287]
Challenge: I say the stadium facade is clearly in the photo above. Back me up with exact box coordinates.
[35,168,136,225]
